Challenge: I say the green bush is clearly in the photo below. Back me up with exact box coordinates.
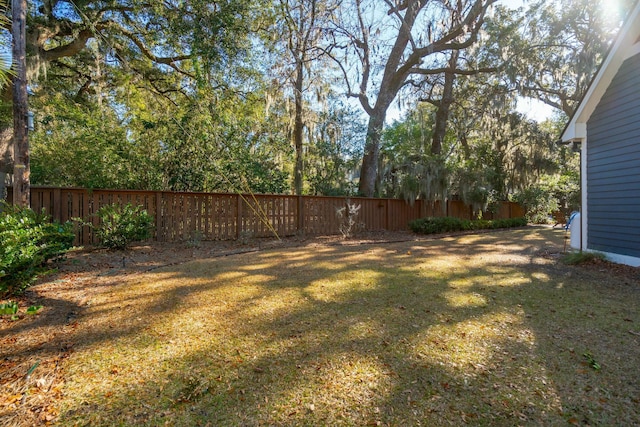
[490,217,528,229]
[94,203,154,250]
[512,186,559,224]
[0,204,74,296]
[409,216,527,235]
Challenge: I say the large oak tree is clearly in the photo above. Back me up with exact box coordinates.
[327,0,496,196]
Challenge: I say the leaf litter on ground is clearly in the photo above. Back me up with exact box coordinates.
[1,227,639,426]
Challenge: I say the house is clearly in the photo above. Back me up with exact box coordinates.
[561,1,640,267]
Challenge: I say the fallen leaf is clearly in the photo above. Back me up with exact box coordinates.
[3,394,23,405]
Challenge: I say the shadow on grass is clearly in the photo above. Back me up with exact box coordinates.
[7,228,639,426]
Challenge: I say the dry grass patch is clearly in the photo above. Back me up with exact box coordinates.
[2,227,640,426]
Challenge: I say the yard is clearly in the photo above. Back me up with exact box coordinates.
[1,227,639,426]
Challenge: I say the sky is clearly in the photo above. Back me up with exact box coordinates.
[516,98,556,122]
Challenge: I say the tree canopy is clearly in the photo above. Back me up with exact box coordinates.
[0,0,632,211]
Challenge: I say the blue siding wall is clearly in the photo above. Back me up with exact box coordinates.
[587,52,640,258]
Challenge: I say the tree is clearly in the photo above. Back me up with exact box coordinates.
[499,0,635,116]
[305,100,364,195]
[327,0,496,196]
[11,0,29,207]
[29,73,294,194]
[380,81,562,216]
[1,0,256,199]
[270,0,341,195]
[0,0,13,201]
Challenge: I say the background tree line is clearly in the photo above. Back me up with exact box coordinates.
[0,0,634,218]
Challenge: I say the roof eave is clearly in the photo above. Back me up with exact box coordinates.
[561,122,586,142]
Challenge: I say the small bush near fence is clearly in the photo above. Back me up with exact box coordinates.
[409,216,527,235]
[0,204,74,296]
[92,203,154,250]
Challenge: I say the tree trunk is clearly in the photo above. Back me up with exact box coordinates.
[431,52,458,155]
[358,109,386,197]
[1,83,13,189]
[12,0,30,207]
[293,58,304,195]
[0,172,6,205]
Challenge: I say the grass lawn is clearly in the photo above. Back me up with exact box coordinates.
[2,227,640,426]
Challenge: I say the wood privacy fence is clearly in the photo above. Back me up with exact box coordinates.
[6,187,524,245]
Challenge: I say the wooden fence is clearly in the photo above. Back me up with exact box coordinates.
[5,187,524,245]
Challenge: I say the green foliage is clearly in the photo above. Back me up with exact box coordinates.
[31,96,147,189]
[0,301,18,316]
[380,103,562,215]
[0,301,43,321]
[0,0,11,89]
[94,203,154,250]
[583,351,601,371]
[512,184,559,224]
[22,0,292,195]
[409,216,527,235]
[380,105,451,203]
[0,204,74,296]
[562,251,605,265]
[30,84,293,195]
[26,304,43,315]
[305,104,364,196]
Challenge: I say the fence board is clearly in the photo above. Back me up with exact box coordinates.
[4,187,525,244]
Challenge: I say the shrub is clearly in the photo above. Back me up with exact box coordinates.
[0,204,74,296]
[512,186,559,224]
[491,217,528,229]
[409,216,527,235]
[94,203,154,250]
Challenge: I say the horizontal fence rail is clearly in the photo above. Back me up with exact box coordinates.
[5,187,524,245]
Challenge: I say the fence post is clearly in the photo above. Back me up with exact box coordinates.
[53,187,61,222]
[385,199,390,231]
[83,190,91,245]
[155,192,162,241]
[297,195,304,235]
[236,194,243,239]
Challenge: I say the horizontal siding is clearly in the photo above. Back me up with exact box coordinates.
[590,198,640,207]
[588,161,640,176]
[589,139,640,161]
[589,120,640,143]
[588,180,640,193]
[589,232,640,254]
[590,229,640,242]
[587,52,640,258]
